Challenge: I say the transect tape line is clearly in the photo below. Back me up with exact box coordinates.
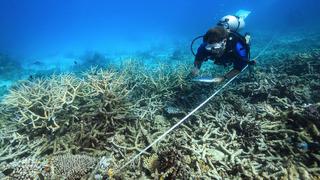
[119,68,245,171]
[118,33,277,171]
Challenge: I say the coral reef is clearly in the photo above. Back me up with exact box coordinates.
[0,35,319,179]
[0,68,136,161]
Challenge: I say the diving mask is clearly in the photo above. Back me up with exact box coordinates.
[205,40,226,55]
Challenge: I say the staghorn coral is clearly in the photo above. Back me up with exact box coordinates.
[2,74,83,132]
[2,68,134,134]
[0,67,138,161]
[227,115,263,149]
[279,162,313,180]
[119,60,190,121]
[0,45,320,179]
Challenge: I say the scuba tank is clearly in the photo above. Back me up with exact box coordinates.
[218,9,251,32]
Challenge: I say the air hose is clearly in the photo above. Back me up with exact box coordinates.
[190,35,204,56]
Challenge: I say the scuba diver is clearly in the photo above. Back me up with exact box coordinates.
[189,11,255,83]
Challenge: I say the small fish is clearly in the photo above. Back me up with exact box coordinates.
[74,61,78,65]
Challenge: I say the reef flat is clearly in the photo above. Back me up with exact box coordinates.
[0,33,320,179]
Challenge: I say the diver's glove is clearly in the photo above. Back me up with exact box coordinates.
[211,76,225,83]
[244,32,251,45]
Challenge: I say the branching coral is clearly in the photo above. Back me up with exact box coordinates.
[2,67,135,134]
[0,67,137,160]
[0,45,319,179]
[227,115,263,149]
[119,60,190,121]
[2,74,83,132]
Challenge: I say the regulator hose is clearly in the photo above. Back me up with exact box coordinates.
[190,35,204,56]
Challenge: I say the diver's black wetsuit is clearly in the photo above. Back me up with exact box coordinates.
[194,32,250,71]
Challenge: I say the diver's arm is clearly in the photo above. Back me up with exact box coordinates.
[212,69,240,83]
[192,55,203,75]
[187,57,202,78]
[189,44,208,77]
[213,40,250,83]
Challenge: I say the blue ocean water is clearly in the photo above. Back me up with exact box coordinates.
[0,0,319,60]
[0,0,319,88]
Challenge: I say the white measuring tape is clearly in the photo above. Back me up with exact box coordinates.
[118,33,277,171]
